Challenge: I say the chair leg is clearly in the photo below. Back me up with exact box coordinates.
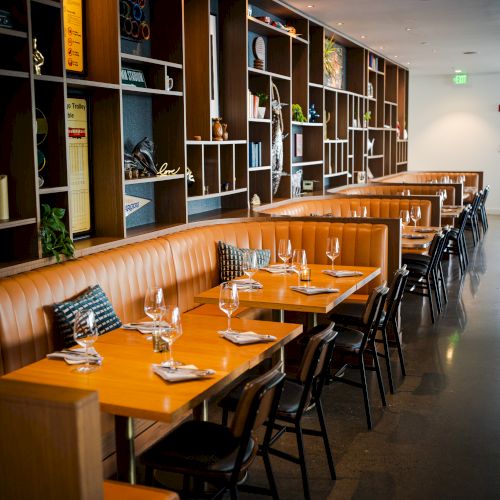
[380,325,395,394]
[221,408,229,427]
[461,233,469,265]
[431,271,442,314]
[229,484,239,500]
[439,262,448,303]
[371,344,387,407]
[316,398,336,480]
[359,358,373,430]
[390,318,406,377]
[262,448,280,500]
[295,424,311,500]
[427,278,436,324]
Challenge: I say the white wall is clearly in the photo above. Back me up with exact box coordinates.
[409,73,500,212]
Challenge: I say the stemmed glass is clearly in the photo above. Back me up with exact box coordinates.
[278,239,292,273]
[160,305,183,368]
[73,309,99,374]
[291,249,307,284]
[326,237,340,271]
[351,208,359,218]
[242,249,259,291]
[219,282,239,334]
[410,206,421,227]
[400,209,410,230]
[360,205,368,218]
[144,286,166,343]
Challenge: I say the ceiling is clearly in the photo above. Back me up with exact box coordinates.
[287,0,500,75]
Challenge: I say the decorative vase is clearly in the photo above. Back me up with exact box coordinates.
[212,118,223,141]
[222,123,229,141]
[257,107,266,119]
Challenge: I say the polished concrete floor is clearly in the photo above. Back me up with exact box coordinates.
[236,216,500,499]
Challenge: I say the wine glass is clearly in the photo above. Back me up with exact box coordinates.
[351,208,359,218]
[410,206,421,227]
[360,205,368,218]
[242,249,259,291]
[219,282,239,334]
[160,305,183,368]
[73,309,99,374]
[278,238,292,272]
[400,209,410,230]
[291,249,307,284]
[326,237,340,271]
[144,286,166,343]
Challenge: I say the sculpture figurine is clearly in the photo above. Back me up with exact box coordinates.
[33,38,44,75]
[251,193,261,206]
[222,123,229,141]
[308,104,320,123]
[324,111,331,140]
[212,118,224,141]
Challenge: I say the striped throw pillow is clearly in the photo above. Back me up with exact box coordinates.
[217,241,271,282]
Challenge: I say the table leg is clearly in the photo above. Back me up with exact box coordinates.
[272,309,285,371]
[193,400,208,421]
[115,415,136,484]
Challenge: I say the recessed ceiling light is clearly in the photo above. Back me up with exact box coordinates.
[454,69,462,73]
[307,4,314,8]
[379,46,384,50]
[337,22,344,26]
[394,55,398,58]
[361,35,366,39]
[405,27,412,31]
[407,62,411,65]
[463,51,478,55]
[420,41,429,45]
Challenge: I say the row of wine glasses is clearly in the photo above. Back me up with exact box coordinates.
[350,206,368,218]
[144,287,182,367]
[400,206,422,228]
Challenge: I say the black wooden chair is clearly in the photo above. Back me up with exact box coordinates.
[140,365,286,500]
[329,266,410,394]
[445,205,471,274]
[219,323,338,500]
[479,185,490,233]
[465,192,482,245]
[330,285,389,430]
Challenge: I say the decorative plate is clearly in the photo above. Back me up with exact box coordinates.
[253,36,266,63]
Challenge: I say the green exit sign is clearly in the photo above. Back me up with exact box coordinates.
[452,73,468,85]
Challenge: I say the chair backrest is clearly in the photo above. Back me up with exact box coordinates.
[456,205,471,235]
[382,266,410,328]
[481,185,490,206]
[360,285,390,349]
[470,191,482,214]
[427,232,448,271]
[231,365,285,440]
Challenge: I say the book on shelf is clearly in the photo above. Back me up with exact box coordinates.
[249,142,262,167]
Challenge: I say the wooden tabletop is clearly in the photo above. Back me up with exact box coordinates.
[441,206,462,218]
[3,314,302,423]
[194,264,380,314]
[402,226,441,255]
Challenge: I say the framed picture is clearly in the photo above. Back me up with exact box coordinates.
[209,14,219,118]
[294,133,303,157]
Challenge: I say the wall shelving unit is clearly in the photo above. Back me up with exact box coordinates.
[0,0,409,273]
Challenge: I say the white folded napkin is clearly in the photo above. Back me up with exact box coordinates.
[47,347,103,365]
[122,321,169,334]
[262,265,293,274]
[414,228,438,233]
[289,286,339,295]
[402,234,426,239]
[230,278,263,289]
[152,364,215,382]
[322,270,363,278]
[219,331,277,345]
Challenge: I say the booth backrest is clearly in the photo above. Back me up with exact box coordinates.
[335,184,457,205]
[257,197,432,226]
[0,219,388,375]
[379,172,479,190]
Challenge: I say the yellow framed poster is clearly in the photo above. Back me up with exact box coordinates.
[67,97,91,234]
[63,0,85,73]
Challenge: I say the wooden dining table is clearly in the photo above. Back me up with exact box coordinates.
[401,226,441,255]
[3,313,303,483]
[194,264,381,316]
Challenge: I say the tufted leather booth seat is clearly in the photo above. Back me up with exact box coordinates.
[335,184,456,206]
[257,197,432,226]
[378,172,479,190]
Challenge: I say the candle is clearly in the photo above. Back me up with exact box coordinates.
[300,267,311,281]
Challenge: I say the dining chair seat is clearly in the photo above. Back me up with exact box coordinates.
[334,327,364,350]
[330,302,386,328]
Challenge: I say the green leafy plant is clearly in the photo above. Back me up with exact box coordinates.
[292,103,307,123]
[255,91,269,107]
[324,35,337,81]
[40,204,75,262]
[363,110,372,122]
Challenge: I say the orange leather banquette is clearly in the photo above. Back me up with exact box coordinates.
[257,197,432,226]
[379,171,479,190]
[0,218,388,376]
[334,184,456,206]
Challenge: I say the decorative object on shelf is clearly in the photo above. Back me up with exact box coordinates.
[0,8,13,29]
[368,53,379,71]
[64,0,85,73]
[396,121,401,139]
[132,137,158,175]
[284,25,296,35]
[302,180,315,192]
[251,194,261,207]
[356,171,367,183]
[291,169,303,198]
[165,72,174,91]
[203,185,210,195]
[271,83,285,195]
[40,204,75,263]
[120,0,150,41]
[294,133,303,157]
[308,104,320,123]
[124,153,140,180]
[212,117,224,141]
[222,182,230,191]
[36,107,48,186]
[158,166,180,176]
[255,91,268,119]
[124,194,151,218]
[222,123,229,141]
[353,118,358,128]
[37,149,47,185]
[404,128,408,140]
[363,110,372,128]
[209,14,220,118]
[193,136,202,141]
[121,67,147,87]
[67,97,91,235]
[186,167,195,187]
[292,103,307,123]
[324,111,331,139]
[366,166,374,180]
[0,175,9,220]
[367,137,375,155]
[248,5,253,17]
[367,82,374,98]
[324,36,345,89]
[249,142,262,167]
[253,36,266,70]
[32,38,44,75]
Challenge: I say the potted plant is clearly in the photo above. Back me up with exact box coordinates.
[40,204,75,263]
[363,110,372,128]
[292,103,307,123]
[255,91,268,119]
